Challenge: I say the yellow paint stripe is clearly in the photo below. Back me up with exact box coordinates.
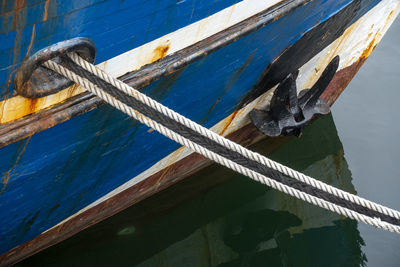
[0,84,84,124]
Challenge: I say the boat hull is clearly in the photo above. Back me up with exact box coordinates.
[0,0,399,265]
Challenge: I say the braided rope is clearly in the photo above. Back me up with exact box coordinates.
[43,59,400,233]
[67,52,400,221]
[62,58,400,225]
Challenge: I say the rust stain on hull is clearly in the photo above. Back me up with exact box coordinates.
[0,86,86,125]
[219,110,239,136]
[43,0,50,21]
[28,98,38,114]
[0,92,103,148]
[1,0,5,13]
[321,36,379,106]
[24,24,36,58]
[11,0,25,31]
[321,59,365,106]
[0,135,31,194]
[150,42,170,63]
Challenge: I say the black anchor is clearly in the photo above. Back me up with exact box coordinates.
[250,56,339,137]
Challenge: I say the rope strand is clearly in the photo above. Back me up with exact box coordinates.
[41,54,400,234]
[67,52,400,221]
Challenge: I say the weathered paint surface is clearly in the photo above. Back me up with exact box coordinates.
[0,0,242,92]
[0,0,399,265]
[0,0,284,123]
[0,0,387,144]
[0,0,308,147]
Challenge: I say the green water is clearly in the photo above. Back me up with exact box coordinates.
[19,18,400,267]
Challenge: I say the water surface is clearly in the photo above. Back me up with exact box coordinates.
[331,16,400,267]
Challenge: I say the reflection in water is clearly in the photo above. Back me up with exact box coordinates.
[20,114,367,267]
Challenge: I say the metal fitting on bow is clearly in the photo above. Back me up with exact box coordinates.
[250,56,339,137]
[14,38,96,98]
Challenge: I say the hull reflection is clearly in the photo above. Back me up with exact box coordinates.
[21,114,367,267]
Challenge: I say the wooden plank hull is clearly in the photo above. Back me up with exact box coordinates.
[0,0,399,265]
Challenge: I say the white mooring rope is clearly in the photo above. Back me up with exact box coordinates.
[42,53,400,233]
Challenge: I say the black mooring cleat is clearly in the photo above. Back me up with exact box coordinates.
[250,56,340,137]
[14,38,96,99]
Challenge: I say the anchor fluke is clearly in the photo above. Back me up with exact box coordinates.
[250,56,339,137]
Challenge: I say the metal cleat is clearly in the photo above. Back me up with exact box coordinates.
[14,38,96,99]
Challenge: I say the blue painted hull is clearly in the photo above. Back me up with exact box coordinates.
[0,0,388,260]
[0,0,238,99]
